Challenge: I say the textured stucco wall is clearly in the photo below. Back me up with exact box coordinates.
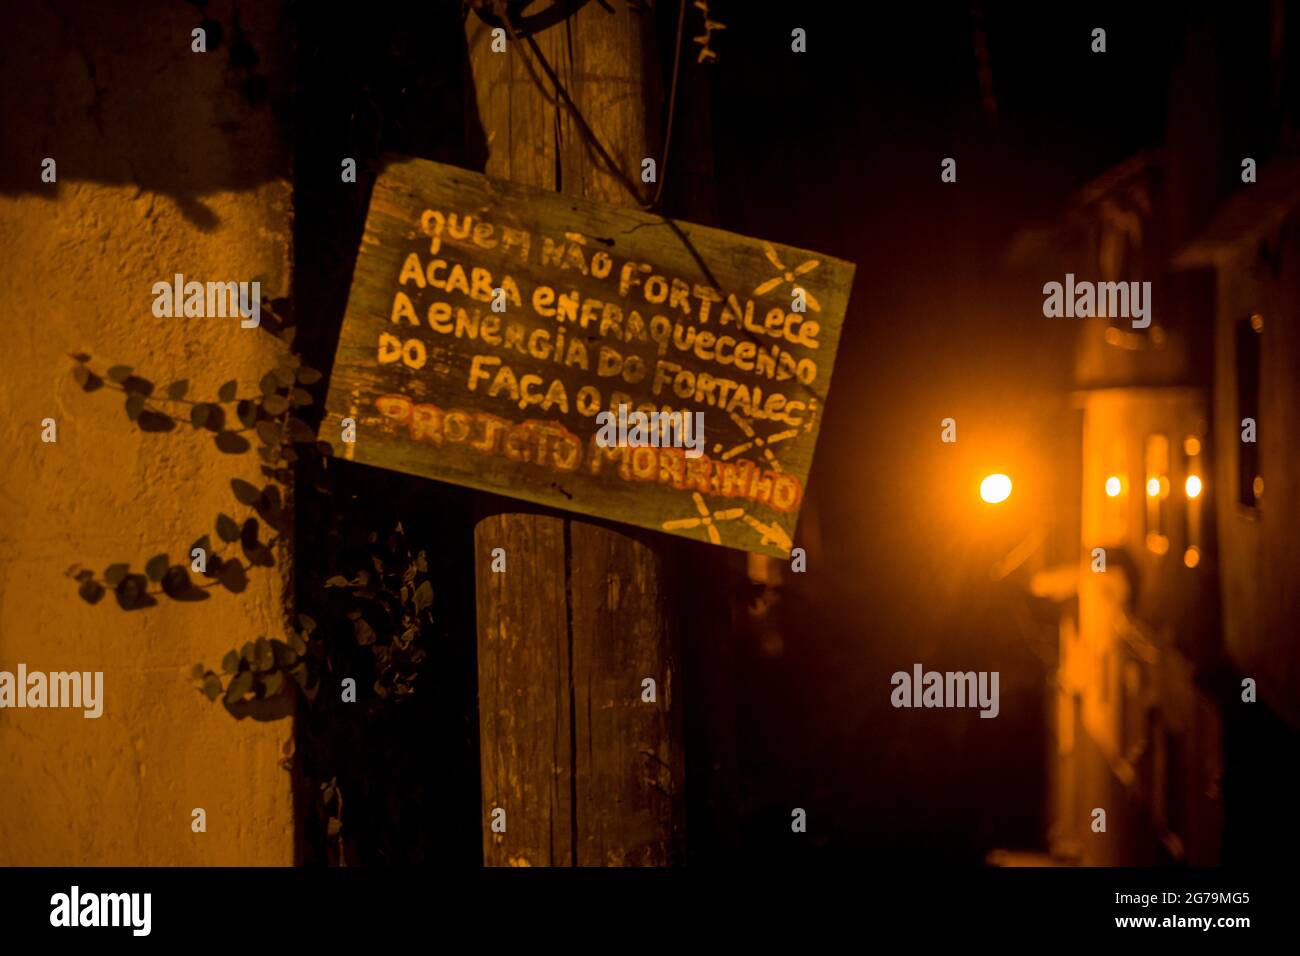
[0,1,293,864]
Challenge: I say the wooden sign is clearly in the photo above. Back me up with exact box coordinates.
[320,157,855,557]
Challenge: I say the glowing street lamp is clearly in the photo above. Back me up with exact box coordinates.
[980,473,1012,504]
[1105,476,1122,497]
[1185,475,1202,498]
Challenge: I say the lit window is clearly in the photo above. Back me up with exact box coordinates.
[1184,433,1204,569]
[1145,435,1169,554]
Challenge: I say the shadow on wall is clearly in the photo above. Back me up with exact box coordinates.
[0,0,287,228]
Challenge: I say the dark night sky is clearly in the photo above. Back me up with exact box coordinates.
[695,1,1196,858]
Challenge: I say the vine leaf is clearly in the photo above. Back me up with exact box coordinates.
[231,478,260,505]
[414,580,433,614]
[167,379,190,400]
[125,393,146,421]
[218,380,239,403]
[145,553,169,582]
[216,513,240,542]
[216,432,250,454]
[224,670,253,704]
[78,579,105,604]
[104,563,130,587]
[162,565,205,601]
[202,674,223,701]
[218,558,248,593]
[254,636,273,671]
[256,421,282,446]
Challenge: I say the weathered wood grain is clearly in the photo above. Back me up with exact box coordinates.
[319,151,854,559]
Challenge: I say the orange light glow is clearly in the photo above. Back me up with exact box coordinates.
[1184,436,1201,456]
[1184,547,1201,568]
[980,474,1012,504]
[1185,475,1202,498]
[1105,476,1122,497]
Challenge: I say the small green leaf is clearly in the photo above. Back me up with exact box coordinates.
[191,662,206,680]
[190,403,211,428]
[219,558,248,593]
[107,365,133,383]
[271,639,297,668]
[224,670,253,704]
[236,399,257,429]
[290,388,313,407]
[263,671,284,696]
[215,432,251,454]
[254,636,273,671]
[218,380,238,403]
[145,554,169,582]
[274,365,296,387]
[202,674,223,701]
[231,478,259,505]
[216,513,240,542]
[259,373,280,397]
[296,366,322,385]
[256,421,282,446]
[221,650,240,673]
[287,417,315,443]
[161,565,201,600]
[78,579,105,604]
[122,376,154,397]
[353,618,377,646]
[125,393,146,421]
[104,563,130,587]
[167,379,189,400]
[414,580,433,614]
[262,394,290,416]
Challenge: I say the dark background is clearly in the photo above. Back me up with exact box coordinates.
[285,0,1295,865]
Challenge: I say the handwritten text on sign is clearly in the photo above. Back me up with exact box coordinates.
[321,157,854,556]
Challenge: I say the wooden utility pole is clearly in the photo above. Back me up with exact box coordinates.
[465,1,683,866]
